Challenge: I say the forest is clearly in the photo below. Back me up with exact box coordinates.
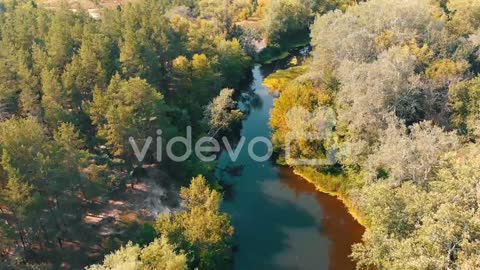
[267,0,480,269]
[0,0,479,269]
[0,0,252,268]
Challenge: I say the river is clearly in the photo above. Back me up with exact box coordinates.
[216,62,365,270]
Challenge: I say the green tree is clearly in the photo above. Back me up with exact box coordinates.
[17,64,42,119]
[310,0,435,72]
[214,39,250,88]
[62,28,115,106]
[353,143,480,270]
[204,88,243,135]
[45,6,82,70]
[365,117,458,184]
[0,54,20,119]
[168,54,218,122]
[198,0,254,31]
[140,237,188,270]
[87,242,142,270]
[447,0,480,35]
[0,118,84,253]
[89,75,171,160]
[155,176,234,269]
[40,68,74,129]
[264,0,314,44]
[449,76,480,138]
[87,237,187,270]
[119,30,149,80]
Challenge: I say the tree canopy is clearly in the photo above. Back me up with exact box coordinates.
[155,175,234,270]
[0,0,250,268]
[267,0,480,268]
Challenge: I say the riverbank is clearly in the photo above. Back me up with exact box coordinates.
[220,65,364,269]
[293,168,368,228]
[258,40,310,64]
[260,49,367,230]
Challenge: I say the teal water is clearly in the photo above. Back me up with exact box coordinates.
[217,65,364,270]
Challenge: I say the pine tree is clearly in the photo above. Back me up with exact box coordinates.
[156,176,234,269]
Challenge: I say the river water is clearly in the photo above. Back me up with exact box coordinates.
[217,63,364,270]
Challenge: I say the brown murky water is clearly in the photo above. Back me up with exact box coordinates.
[217,65,364,270]
[279,168,365,269]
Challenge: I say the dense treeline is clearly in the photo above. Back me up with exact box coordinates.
[0,0,252,268]
[263,0,355,45]
[259,0,356,63]
[268,0,480,268]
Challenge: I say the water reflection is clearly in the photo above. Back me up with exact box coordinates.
[279,168,364,270]
[218,62,363,270]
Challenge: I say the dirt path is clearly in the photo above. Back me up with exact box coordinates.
[83,166,180,237]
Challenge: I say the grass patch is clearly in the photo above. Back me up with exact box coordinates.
[263,65,308,92]
[261,50,291,64]
[295,166,349,194]
[293,166,367,226]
